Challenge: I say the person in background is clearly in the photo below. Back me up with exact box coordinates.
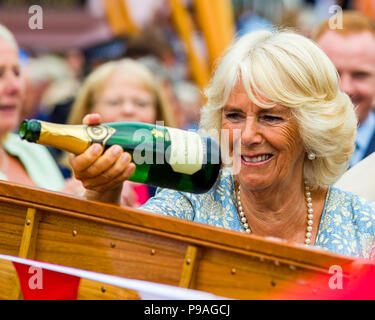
[137,55,185,129]
[47,49,86,127]
[67,58,176,207]
[334,151,375,201]
[21,54,80,122]
[0,24,65,191]
[313,11,375,201]
[20,54,81,178]
[313,11,375,167]
[69,30,375,259]
[173,80,203,131]
[234,0,274,37]
[124,29,187,130]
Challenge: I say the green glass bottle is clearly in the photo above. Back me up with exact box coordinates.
[19,119,221,193]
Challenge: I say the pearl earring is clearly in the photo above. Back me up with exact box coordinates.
[308,152,316,160]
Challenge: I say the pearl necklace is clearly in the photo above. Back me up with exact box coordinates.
[236,182,314,245]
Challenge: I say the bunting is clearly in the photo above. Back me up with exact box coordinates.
[0,254,225,300]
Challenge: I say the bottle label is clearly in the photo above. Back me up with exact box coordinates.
[86,125,116,145]
[167,128,204,175]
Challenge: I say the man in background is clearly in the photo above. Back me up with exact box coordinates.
[313,11,375,200]
[313,11,375,167]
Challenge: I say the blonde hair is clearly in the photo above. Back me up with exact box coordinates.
[200,30,357,188]
[68,58,176,127]
[0,24,18,49]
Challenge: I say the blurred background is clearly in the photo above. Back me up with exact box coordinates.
[1,0,373,127]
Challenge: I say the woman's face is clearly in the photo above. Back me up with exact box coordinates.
[0,38,22,137]
[221,83,305,191]
[92,73,157,124]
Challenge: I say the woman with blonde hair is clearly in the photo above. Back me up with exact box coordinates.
[68,58,176,128]
[69,30,375,259]
[66,58,176,206]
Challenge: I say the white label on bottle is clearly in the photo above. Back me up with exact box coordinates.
[167,128,204,175]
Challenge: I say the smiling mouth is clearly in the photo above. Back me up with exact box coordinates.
[0,105,16,111]
[241,154,273,164]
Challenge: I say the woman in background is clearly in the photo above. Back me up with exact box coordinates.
[0,24,65,191]
[67,58,176,207]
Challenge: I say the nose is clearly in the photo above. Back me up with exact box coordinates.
[120,100,136,114]
[241,116,263,145]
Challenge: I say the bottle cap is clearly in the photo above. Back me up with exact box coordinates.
[19,120,41,142]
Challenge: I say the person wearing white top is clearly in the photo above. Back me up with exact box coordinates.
[334,151,375,202]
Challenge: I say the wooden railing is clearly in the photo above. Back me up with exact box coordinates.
[0,180,373,299]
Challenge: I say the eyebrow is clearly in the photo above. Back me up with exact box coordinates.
[222,106,242,112]
[223,105,290,115]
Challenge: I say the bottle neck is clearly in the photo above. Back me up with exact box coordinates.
[37,121,92,154]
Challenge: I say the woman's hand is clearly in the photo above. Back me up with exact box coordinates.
[68,113,135,204]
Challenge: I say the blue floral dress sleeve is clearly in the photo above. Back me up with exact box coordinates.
[140,170,244,231]
[140,188,195,220]
[315,187,375,259]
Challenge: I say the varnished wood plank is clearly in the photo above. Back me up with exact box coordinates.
[0,201,26,256]
[33,210,188,286]
[194,247,348,299]
[0,257,141,300]
[18,208,41,258]
[179,245,201,288]
[0,188,357,275]
[0,259,22,300]
[78,278,140,300]
[0,180,371,299]
[12,208,41,300]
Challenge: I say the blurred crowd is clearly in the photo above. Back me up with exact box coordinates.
[1,0,375,205]
[16,0,373,131]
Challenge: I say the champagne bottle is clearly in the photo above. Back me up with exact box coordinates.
[19,120,221,193]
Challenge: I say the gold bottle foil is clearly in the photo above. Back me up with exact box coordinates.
[37,121,116,154]
[38,122,92,154]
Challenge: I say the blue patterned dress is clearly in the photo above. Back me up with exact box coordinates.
[141,170,375,259]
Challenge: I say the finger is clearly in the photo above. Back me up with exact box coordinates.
[79,145,128,179]
[84,154,134,190]
[81,152,134,189]
[69,143,103,175]
[85,160,135,192]
[82,113,102,125]
[96,163,136,192]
